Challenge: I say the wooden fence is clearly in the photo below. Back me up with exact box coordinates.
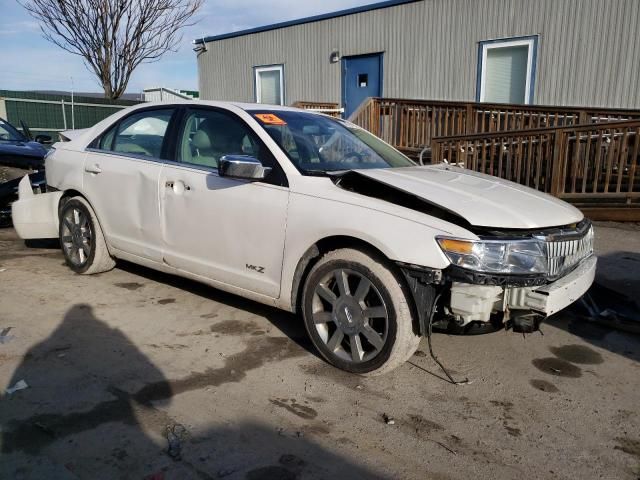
[348,97,640,159]
[291,101,343,117]
[431,120,640,220]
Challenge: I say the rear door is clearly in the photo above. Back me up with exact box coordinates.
[159,107,289,298]
[342,53,383,118]
[84,107,177,261]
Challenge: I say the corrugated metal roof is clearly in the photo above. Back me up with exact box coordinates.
[194,0,421,44]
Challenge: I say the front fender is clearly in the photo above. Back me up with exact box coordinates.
[277,192,460,310]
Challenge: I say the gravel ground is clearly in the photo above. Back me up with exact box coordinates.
[0,166,29,184]
[0,223,638,480]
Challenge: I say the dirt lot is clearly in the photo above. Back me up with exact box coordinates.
[0,223,639,480]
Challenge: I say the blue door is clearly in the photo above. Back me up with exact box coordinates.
[342,54,383,118]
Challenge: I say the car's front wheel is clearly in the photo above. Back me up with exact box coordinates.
[302,248,421,375]
[59,196,115,274]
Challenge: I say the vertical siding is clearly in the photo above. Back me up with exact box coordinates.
[197,0,640,109]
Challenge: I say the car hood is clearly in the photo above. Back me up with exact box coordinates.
[350,165,583,229]
[0,140,47,161]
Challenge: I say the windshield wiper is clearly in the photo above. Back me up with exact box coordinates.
[300,169,329,177]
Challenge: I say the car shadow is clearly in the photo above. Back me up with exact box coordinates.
[548,251,640,364]
[0,304,381,479]
[116,260,319,358]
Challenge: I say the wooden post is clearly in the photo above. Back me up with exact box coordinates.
[550,129,566,197]
[465,103,474,134]
[431,139,440,164]
[578,110,589,125]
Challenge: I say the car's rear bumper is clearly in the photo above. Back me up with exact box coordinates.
[11,175,61,239]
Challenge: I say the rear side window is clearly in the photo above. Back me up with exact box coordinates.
[95,109,174,159]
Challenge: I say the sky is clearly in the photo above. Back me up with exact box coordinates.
[0,0,376,95]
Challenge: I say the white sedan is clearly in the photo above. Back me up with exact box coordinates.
[12,101,596,374]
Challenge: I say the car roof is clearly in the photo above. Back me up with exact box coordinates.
[139,100,311,113]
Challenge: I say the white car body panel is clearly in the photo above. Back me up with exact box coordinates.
[158,162,289,298]
[10,100,593,322]
[508,255,597,315]
[11,176,63,239]
[355,165,584,229]
[59,128,89,142]
[44,146,86,192]
[83,150,164,262]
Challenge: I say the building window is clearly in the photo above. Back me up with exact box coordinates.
[477,36,538,104]
[254,65,284,105]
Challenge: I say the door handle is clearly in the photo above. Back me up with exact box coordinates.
[85,164,102,174]
[165,180,191,194]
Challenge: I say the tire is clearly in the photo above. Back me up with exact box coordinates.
[302,248,421,375]
[59,196,115,275]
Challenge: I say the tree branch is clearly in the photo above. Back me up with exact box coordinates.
[19,0,202,98]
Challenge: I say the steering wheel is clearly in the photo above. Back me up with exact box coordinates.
[342,151,365,163]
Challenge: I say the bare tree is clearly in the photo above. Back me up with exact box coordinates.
[20,0,202,99]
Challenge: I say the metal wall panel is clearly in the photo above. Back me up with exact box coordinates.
[197,0,640,109]
[0,90,139,136]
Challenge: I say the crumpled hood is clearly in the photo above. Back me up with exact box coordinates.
[352,165,583,229]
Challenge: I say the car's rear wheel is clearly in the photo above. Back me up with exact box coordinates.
[59,197,115,274]
[302,248,421,375]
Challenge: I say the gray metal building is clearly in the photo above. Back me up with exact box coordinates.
[194,0,640,117]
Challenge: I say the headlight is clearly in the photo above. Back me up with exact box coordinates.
[437,236,547,275]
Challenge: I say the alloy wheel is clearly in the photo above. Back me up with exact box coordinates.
[311,268,389,364]
[61,206,92,267]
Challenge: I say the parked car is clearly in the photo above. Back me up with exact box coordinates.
[0,117,50,226]
[0,117,50,169]
[11,101,596,374]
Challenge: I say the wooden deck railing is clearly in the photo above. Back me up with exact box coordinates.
[431,120,640,216]
[291,101,343,117]
[348,97,640,158]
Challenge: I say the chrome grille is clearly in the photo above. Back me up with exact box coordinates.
[543,226,594,278]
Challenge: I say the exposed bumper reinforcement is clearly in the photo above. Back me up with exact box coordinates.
[508,256,597,316]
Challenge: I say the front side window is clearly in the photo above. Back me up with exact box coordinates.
[176,108,286,185]
[103,109,174,158]
[478,36,537,104]
[255,65,284,105]
[249,110,415,175]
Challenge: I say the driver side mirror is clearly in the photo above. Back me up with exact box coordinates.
[218,155,271,181]
[35,134,53,145]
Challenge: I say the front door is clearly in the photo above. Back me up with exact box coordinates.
[159,107,289,298]
[342,53,383,118]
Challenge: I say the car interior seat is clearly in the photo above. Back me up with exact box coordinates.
[190,118,249,168]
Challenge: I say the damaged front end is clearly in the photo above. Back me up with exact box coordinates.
[331,168,596,335]
[400,220,596,334]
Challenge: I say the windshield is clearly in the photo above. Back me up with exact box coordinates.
[0,118,26,142]
[249,110,415,174]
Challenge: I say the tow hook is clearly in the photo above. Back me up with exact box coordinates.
[511,313,544,333]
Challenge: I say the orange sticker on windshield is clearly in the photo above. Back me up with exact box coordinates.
[255,113,287,125]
